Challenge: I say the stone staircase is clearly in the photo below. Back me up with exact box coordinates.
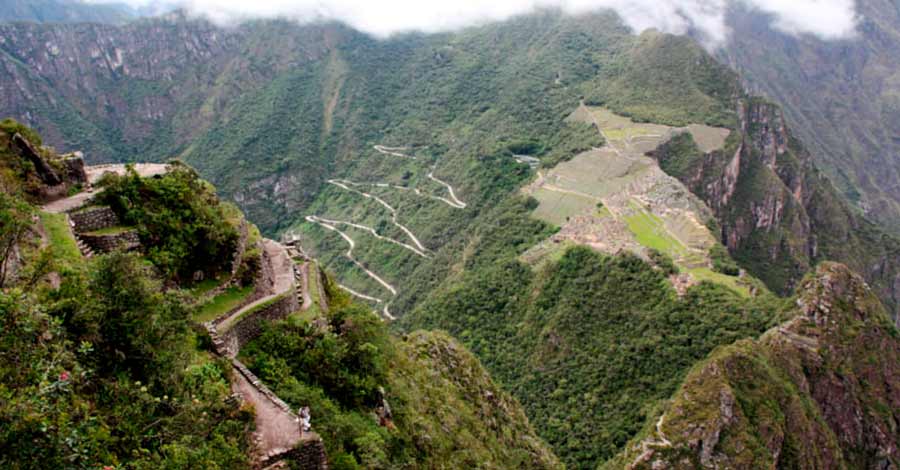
[74,234,94,258]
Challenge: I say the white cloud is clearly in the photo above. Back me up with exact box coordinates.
[742,0,858,39]
[86,0,859,46]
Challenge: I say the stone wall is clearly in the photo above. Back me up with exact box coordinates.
[263,437,328,470]
[70,206,119,233]
[219,292,299,354]
[80,230,140,253]
[232,359,295,417]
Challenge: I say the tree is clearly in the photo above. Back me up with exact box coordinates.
[73,252,191,383]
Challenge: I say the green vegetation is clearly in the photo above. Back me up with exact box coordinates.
[194,285,254,323]
[608,264,900,469]
[585,31,739,128]
[710,244,740,276]
[0,250,253,469]
[647,248,678,276]
[97,163,240,283]
[0,192,36,288]
[0,119,51,199]
[38,211,81,265]
[403,246,786,468]
[83,225,135,236]
[189,276,226,297]
[241,285,560,469]
[624,206,688,257]
[650,131,704,180]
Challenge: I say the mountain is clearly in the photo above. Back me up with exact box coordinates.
[0,123,558,469]
[2,9,900,470]
[651,97,900,326]
[607,262,900,469]
[718,0,900,233]
[0,0,136,24]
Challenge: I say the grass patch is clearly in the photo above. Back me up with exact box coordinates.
[84,225,135,236]
[688,267,750,297]
[624,204,687,257]
[190,277,226,297]
[194,285,254,323]
[531,187,597,226]
[39,211,81,264]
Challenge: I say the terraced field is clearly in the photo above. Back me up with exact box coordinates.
[524,104,745,292]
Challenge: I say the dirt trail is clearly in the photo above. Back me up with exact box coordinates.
[42,163,170,213]
[217,239,295,334]
[232,367,301,457]
[373,145,416,159]
[339,283,383,303]
[426,168,467,208]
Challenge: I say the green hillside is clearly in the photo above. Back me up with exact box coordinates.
[2,9,900,470]
[0,123,556,469]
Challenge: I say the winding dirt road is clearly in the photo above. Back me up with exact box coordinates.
[371,145,467,209]
[327,179,428,255]
[305,144,469,321]
[305,215,397,321]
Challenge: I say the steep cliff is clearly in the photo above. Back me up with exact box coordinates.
[609,262,900,469]
[718,0,900,233]
[652,98,900,325]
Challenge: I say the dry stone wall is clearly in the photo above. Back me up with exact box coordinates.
[69,206,119,233]
[219,292,299,354]
[80,230,140,253]
[262,438,328,470]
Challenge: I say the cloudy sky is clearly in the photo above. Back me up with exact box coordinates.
[88,0,859,46]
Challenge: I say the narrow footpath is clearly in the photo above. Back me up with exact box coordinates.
[217,239,295,334]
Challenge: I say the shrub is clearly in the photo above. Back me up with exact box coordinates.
[710,244,741,276]
[97,163,240,283]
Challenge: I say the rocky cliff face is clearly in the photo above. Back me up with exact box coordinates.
[0,15,347,230]
[718,0,900,233]
[0,15,239,157]
[612,263,900,469]
[653,97,900,325]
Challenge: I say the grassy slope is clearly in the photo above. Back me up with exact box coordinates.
[194,285,254,323]
[38,211,81,264]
